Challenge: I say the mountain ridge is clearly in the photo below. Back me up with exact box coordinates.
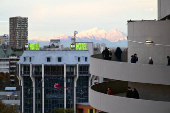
[29,27,127,47]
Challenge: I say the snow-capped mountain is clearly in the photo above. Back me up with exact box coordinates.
[29,27,127,47]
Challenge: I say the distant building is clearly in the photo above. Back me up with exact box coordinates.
[96,43,100,49]
[0,34,9,45]
[0,90,20,111]
[0,45,23,84]
[9,16,28,49]
[101,43,106,52]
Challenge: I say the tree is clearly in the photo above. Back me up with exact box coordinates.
[0,100,19,113]
[53,108,74,113]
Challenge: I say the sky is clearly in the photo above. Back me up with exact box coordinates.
[0,0,157,39]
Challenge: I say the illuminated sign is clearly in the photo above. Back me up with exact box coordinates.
[76,43,87,50]
[70,43,75,50]
[53,83,70,90]
[25,43,39,50]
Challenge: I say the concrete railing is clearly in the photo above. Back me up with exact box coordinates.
[89,85,170,113]
[90,53,170,85]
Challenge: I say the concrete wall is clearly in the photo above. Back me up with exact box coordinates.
[128,82,170,102]
[128,20,170,65]
[158,0,170,20]
[90,56,170,85]
[90,86,170,113]
[91,51,127,62]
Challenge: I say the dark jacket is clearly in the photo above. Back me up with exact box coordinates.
[131,57,138,63]
[115,48,122,59]
[149,59,153,64]
[132,89,139,99]
[126,90,132,98]
[102,49,110,58]
[168,59,170,66]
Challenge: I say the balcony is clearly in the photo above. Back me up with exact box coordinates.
[89,81,170,113]
[90,53,170,85]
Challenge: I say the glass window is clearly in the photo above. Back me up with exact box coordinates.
[58,57,61,62]
[24,57,26,62]
[47,57,50,62]
[78,57,80,62]
[85,57,87,62]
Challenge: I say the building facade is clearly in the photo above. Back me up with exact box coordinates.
[9,16,28,49]
[17,50,91,113]
[0,45,23,84]
[0,34,9,45]
[89,0,170,113]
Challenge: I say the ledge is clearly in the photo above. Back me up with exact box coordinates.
[89,82,170,113]
[90,54,170,85]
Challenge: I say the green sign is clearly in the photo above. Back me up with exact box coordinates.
[76,43,87,50]
[25,43,39,50]
[70,43,75,50]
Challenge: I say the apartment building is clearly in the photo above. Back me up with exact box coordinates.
[9,16,28,49]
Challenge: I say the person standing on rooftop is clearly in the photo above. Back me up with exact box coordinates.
[102,47,110,60]
[131,53,138,63]
[115,47,122,62]
[149,57,153,64]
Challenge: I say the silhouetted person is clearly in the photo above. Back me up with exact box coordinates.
[132,88,139,99]
[102,47,110,60]
[107,87,114,95]
[115,47,122,62]
[126,87,132,98]
[167,56,170,66]
[149,57,153,64]
[131,54,138,63]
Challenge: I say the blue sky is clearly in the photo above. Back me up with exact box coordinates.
[0,0,157,39]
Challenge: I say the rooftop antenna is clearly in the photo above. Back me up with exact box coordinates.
[71,31,78,43]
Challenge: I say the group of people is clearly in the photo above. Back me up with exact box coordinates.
[102,47,122,61]
[102,47,170,66]
[106,87,139,99]
[131,54,170,66]
[126,87,139,99]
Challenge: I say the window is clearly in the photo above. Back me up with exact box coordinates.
[58,57,62,62]
[78,57,80,62]
[24,57,26,62]
[85,57,88,62]
[47,57,51,62]
[30,57,31,62]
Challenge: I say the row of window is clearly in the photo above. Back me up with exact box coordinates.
[23,57,88,63]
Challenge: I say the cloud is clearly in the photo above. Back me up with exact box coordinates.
[0,21,8,22]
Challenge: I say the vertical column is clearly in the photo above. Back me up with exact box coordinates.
[99,77,103,83]
[42,64,44,113]
[30,64,35,113]
[22,64,23,75]
[74,64,79,113]
[19,64,24,113]
[64,64,66,109]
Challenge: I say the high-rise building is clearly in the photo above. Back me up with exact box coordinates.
[9,16,28,49]
[89,0,170,113]
[17,50,97,113]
